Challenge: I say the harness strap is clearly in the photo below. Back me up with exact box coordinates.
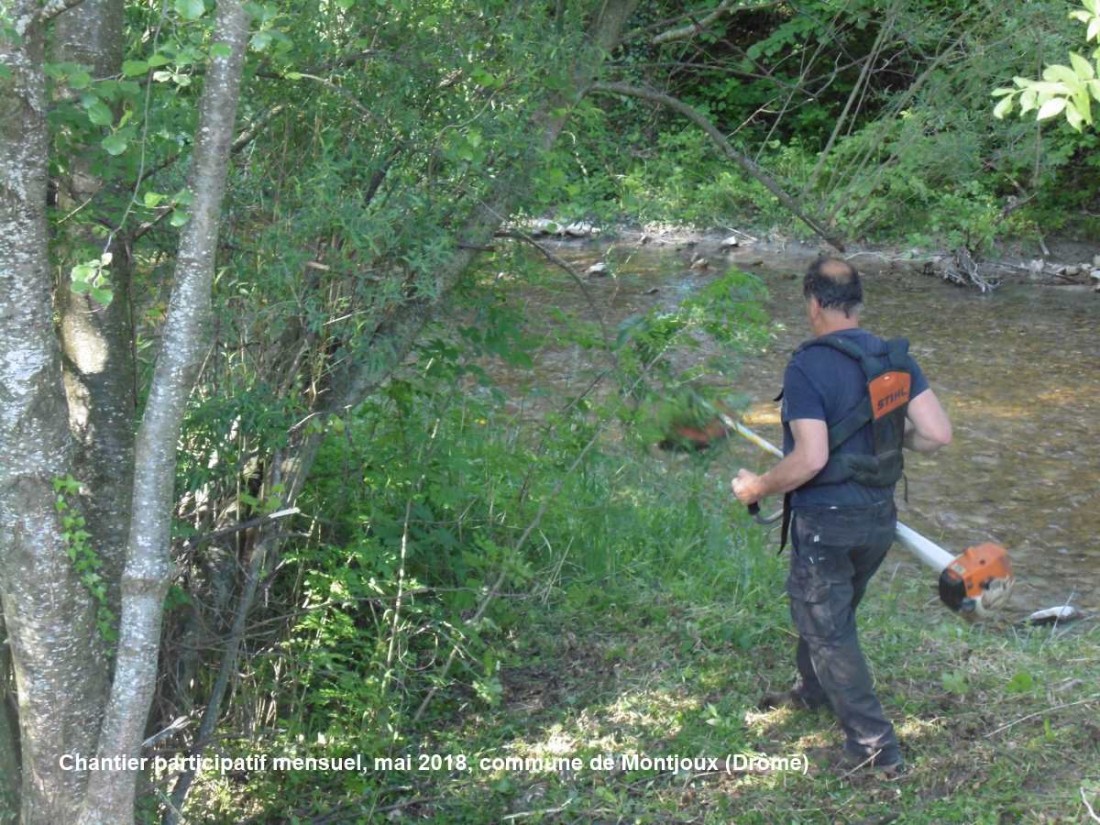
[779,492,793,553]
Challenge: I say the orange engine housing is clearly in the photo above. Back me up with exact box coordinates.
[938,542,1014,613]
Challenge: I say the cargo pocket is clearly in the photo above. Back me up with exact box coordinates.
[786,518,833,603]
[786,546,832,603]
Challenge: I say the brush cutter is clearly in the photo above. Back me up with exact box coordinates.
[719,413,1015,617]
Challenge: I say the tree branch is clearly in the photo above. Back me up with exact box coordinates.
[589,81,845,250]
[626,2,780,45]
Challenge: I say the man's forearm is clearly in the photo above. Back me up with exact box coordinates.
[758,450,824,497]
[904,428,942,452]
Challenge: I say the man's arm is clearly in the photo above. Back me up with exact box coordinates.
[731,418,829,505]
[904,388,952,453]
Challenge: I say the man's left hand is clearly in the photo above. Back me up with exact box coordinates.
[732,469,765,505]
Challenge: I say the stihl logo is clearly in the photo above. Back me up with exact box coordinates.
[869,371,911,419]
[877,389,907,410]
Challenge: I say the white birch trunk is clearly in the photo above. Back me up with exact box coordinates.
[77,2,251,822]
[0,5,109,822]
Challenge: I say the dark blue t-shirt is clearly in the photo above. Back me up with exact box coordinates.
[781,328,929,507]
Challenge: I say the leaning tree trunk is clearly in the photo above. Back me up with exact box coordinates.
[161,2,642,816]
[0,3,109,823]
[77,2,251,822]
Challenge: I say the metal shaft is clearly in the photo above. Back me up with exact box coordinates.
[722,414,953,573]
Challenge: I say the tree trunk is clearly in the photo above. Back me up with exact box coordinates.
[0,6,109,823]
[51,0,135,625]
[77,1,251,822]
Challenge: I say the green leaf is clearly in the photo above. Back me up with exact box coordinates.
[1041,63,1078,85]
[169,209,190,227]
[1089,18,1100,42]
[68,69,92,90]
[143,191,166,208]
[175,0,205,20]
[1037,97,1068,120]
[210,42,233,59]
[122,60,148,77]
[993,95,1014,120]
[101,133,128,155]
[1070,51,1096,80]
[89,286,114,306]
[70,279,93,295]
[1066,104,1085,131]
[147,52,172,68]
[84,98,114,127]
[250,30,273,51]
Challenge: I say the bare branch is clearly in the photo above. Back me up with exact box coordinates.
[589,81,845,250]
[627,1,781,45]
[1083,787,1100,824]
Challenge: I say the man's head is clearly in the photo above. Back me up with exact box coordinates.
[803,257,862,315]
[803,257,862,334]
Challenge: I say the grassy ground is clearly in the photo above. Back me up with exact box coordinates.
[357,483,1100,824]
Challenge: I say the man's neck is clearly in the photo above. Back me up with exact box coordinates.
[813,313,859,337]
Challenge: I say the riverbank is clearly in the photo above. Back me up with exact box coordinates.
[518,219,1100,292]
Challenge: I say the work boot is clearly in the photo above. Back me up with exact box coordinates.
[756,688,826,712]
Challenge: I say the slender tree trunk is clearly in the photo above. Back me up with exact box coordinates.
[0,5,109,823]
[51,0,135,625]
[78,2,251,822]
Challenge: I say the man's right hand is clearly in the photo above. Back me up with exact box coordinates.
[732,469,765,506]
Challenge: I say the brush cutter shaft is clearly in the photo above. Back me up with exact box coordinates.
[893,522,954,571]
[725,415,1014,615]
[723,415,952,573]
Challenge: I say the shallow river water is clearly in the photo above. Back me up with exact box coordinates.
[498,238,1099,614]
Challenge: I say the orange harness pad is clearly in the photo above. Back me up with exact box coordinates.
[868,371,911,419]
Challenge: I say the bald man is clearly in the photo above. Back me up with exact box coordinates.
[732,257,951,777]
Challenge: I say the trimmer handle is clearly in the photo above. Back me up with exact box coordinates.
[747,501,777,525]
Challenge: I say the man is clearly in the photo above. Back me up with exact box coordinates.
[731,257,951,776]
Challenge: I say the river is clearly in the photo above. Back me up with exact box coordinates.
[493,236,1099,615]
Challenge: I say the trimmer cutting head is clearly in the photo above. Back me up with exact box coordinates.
[937,542,1015,616]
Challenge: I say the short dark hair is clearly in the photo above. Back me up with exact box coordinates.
[803,257,862,317]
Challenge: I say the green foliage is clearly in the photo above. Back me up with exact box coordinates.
[69,252,115,306]
[53,476,116,644]
[183,239,779,820]
[993,0,1100,131]
[614,267,770,444]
